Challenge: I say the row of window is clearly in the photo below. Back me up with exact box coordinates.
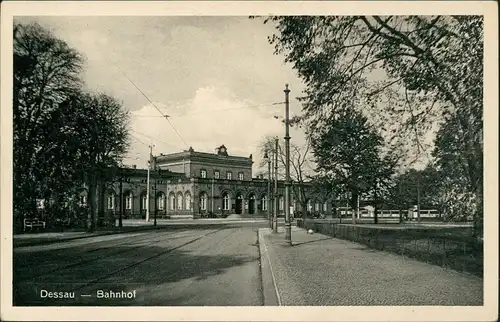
[200,169,244,181]
[84,193,330,213]
[197,195,328,212]
[99,192,193,211]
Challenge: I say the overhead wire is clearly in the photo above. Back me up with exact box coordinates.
[115,65,292,156]
[117,66,189,149]
[130,101,286,118]
[131,129,182,149]
[130,134,149,147]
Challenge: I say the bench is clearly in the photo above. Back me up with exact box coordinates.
[24,219,46,231]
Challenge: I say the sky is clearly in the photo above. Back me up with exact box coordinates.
[17,16,307,174]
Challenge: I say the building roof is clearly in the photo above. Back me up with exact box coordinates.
[155,145,253,166]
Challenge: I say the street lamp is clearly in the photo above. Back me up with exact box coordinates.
[264,150,272,229]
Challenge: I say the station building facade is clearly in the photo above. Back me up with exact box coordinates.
[86,145,337,220]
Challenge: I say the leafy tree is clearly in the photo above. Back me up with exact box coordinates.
[66,92,130,232]
[258,16,482,126]
[257,15,483,232]
[13,22,130,233]
[13,21,84,230]
[310,107,395,223]
[432,113,483,235]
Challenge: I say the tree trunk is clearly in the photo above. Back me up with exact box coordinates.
[398,181,403,224]
[87,172,98,233]
[350,191,358,224]
[472,189,483,238]
[98,179,105,227]
[301,201,307,226]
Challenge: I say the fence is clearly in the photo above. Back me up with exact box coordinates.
[334,208,443,220]
[296,219,483,277]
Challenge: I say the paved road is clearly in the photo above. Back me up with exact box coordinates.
[13,218,277,247]
[13,223,266,306]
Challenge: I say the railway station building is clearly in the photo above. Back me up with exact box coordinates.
[83,145,336,220]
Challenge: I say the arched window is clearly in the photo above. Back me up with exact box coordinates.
[279,196,284,211]
[315,202,320,211]
[323,202,328,212]
[177,193,183,210]
[185,193,191,210]
[107,193,115,210]
[261,195,268,211]
[222,193,230,210]
[157,193,165,210]
[125,192,133,210]
[200,193,207,211]
[169,193,175,210]
[307,200,312,212]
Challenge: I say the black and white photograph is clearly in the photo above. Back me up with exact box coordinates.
[1,1,498,321]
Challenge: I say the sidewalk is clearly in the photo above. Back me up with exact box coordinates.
[258,227,483,306]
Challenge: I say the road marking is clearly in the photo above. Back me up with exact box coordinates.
[260,229,282,306]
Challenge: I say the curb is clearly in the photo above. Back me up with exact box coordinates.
[258,228,281,306]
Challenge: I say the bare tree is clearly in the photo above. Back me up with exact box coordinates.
[257,135,315,220]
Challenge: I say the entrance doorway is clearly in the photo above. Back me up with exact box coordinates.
[248,194,255,215]
[235,194,243,214]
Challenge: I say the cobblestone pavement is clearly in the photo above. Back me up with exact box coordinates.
[260,227,483,306]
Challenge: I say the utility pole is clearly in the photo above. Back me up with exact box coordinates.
[284,84,292,246]
[211,178,215,214]
[146,144,154,222]
[264,150,272,229]
[273,137,279,233]
[154,161,158,227]
[270,150,275,229]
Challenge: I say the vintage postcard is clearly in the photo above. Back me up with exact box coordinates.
[1,1,498,321]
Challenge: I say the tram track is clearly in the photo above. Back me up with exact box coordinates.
[98,227,237,286]
[132,228,240,304]
[75,228,226,292]
[15,229,198,283]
